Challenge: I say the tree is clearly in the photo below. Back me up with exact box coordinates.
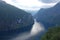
[41,27,60,40]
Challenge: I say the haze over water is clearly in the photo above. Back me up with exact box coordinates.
[11,19,45,40]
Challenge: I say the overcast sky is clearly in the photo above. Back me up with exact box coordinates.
[2,0,59,13]
[40,0,60,3]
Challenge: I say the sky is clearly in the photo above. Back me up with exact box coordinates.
[40,0,60,3]
[2,0,58,13]
[0,0,60,40]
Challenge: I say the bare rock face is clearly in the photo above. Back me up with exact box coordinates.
[0,1,34,40]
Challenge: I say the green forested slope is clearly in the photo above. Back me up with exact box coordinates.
[41,27,60,40]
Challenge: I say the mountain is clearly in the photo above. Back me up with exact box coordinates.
[34,2,60,29]
[26,10,37,16]
[0,1,34,40]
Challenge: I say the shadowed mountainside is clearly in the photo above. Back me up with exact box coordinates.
[0,1,34,40]
[34,2,60,29]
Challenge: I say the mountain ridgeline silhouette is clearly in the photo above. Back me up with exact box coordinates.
[0,1,34,40]
[34,2,60,29]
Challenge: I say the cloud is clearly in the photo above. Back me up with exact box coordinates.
[39,0,60,3]
[0,0,3,1]
[2,0,57,15]
[3,0,57,11]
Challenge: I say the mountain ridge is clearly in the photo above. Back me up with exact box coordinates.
[34,2,60,29]
[0,1,34,40]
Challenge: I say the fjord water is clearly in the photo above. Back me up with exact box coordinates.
[12,19,45,40]
[30,19,44,35]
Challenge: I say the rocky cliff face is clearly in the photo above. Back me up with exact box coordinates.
[0,1,34,40]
